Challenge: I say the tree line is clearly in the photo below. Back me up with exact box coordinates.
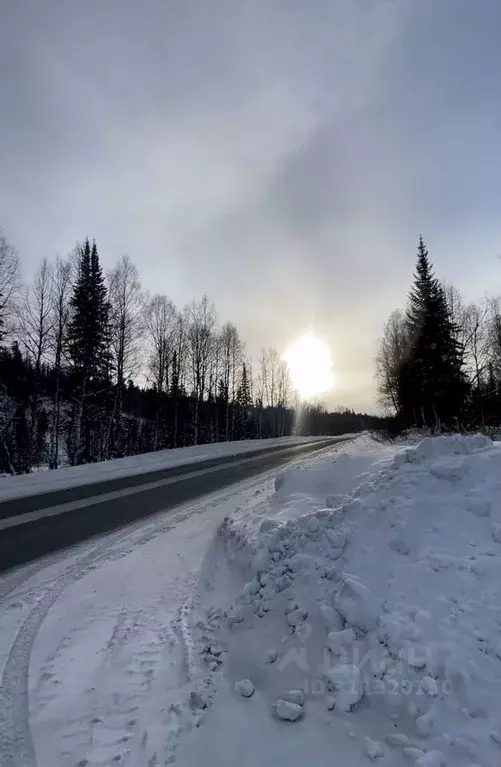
[0,227,378,474]
[376,236,501,431]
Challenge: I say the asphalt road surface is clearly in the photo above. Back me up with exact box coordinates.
[0,436,352,572]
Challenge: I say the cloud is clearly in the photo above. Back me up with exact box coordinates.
[1,0,500,410]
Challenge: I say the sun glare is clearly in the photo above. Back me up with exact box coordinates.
[283,332,335,400]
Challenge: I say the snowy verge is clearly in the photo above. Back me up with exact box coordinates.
[0,435,337,501]
[180,433,501,767]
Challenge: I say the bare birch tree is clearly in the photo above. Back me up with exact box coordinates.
[375,309,408,412]
[20,257,54,371]
[19,257,54,466]
[49,256,72,468]
[144,293,178,448]
[106,256,145,456]
[0,226,20,339]
[219,321,242,439]
[186,295,217,443]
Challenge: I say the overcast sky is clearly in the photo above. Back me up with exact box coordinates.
[1,0,500,411]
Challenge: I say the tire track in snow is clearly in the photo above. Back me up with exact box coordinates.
[0,468,284,767]
[121,603,199,767]
[0,556,97,767]
[0,524,167,767]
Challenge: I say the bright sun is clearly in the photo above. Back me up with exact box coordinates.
[283,332,335,400]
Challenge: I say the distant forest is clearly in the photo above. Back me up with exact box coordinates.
[376,236,501,432]
[0,227,381,475]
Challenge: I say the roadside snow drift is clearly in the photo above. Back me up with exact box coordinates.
[183,434,501,767]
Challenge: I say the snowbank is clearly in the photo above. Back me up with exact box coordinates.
[191,434,501,766]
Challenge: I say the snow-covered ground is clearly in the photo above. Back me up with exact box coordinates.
[2,433,501,767]
[0,435,331,501]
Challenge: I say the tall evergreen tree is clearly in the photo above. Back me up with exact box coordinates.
[236,363,252,408]
[236,362,253,438]
[67,239,111,379]
[399,236,467,426]
[0,290,4,344]
[66,239,111,462]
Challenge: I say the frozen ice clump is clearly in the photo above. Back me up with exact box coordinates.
[319,604,344,630]
[281,689,305,706]
[401,433,493,474]
[334,575,380,632]
[327,628,355,655]
[386,734,412,747]
[364,737,385,759]
[416,709,434,737]
[421,676,438,697]
[326,493,349,509]
[235,679,255,698]
[414,435,473,461]
[287,608,307,627]
[466,497,491,517]
[326,664,364,711]
[429,457,466,480]
[274,698,303,722]
[467,433,493,450]
[326,529,346,550]
[190,690,211,710]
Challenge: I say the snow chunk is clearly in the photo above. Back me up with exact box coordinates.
[287,608,307,627]
[189,690,210,710]
[281,689,305,706]
[416,710,434,737]
[466,497,491,517]
[274,698,303,722]
[326,530,346,550]
[234,679,255,698]
[326,664,364,711]
[386,734,412,747]
[364,737,385,759]
[326,493,349,509]
[430,457,466,481]
[421,676,438,697]
[468,433,493,450]
[319,604,344,630]
[414,435,472,460]
[327,628,355,655]
[334,576,380,632]
[246,578,260,596]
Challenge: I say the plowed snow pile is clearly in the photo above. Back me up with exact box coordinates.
[179,435,501,767]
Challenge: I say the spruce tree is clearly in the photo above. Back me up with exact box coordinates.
[236,363,253,438]
[399,236,467,427]
[67,239,111,380]
[236,363,252,408]
[67,239,111,462]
